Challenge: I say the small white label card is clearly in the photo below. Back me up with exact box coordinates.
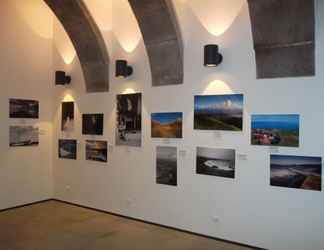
[179,150,187,158]
[214,131,222,139]
[163,138,171,144]
[237,153,248,161]
[269,146,280,154]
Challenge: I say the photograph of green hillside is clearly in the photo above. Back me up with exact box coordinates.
[194,94,243,131]
[151,112,183,138]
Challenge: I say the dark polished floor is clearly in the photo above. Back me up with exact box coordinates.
[0,201,255,250]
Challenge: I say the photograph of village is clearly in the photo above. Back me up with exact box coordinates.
[116,93,142,147]
[251,114,299,147]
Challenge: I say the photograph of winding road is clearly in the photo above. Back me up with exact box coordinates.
[151,112,182,138]
[270,155,322,191]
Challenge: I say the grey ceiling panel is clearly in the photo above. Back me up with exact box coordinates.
[129,0,183,86]
[248,0,315,78]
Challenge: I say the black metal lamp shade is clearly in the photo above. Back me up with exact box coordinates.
[55,71,71,85]
[204,45,223,67]
[116,60,133,78]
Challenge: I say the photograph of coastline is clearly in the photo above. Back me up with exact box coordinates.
[9,99,39,119]
[61,102,74,132]
[58,139,77,160]
[270,155,321,191]
[196,147,235,179]
[86,140,107,163]
[194,94,243,131]
[82,114,104,135]
[151,112,182,138]
[116,93,142,147]
[251,114,299,147]
[10,126,39,147]
[156,146,177,186]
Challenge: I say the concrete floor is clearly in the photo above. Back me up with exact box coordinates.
[0,201,255,250]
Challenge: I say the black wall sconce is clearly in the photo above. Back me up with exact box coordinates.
[55,71,71,85]
[204,45,223,67]
[116,60,133,78]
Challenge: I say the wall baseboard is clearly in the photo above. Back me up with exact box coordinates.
[52,198,267,250]
[0,199,52,213]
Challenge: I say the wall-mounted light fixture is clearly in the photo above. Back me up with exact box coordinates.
[55,71,71,85]
[204,45,223,67]
[116,60,133,78]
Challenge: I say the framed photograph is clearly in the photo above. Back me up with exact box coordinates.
[194,94,243,131]
[82,114,104,135]
[151,112,182,138]
[58,139,77,160]
[86,140,108,163]
[61,102,74,132]
[116,93,142,147]
[271,155,321,191]
[156,146,177,186]
[10,126,39,147]
[196,147,235,179]
[9,99,39,119]
[251,114,299,147]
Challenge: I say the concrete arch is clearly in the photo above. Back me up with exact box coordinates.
[248,0,315,79]
[128,0,183,86]
[44,0,109,92]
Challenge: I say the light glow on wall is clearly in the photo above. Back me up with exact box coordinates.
[185,0,245,36]
[62,93,75,102]
[54,20,76,65]
[12,0,53,39]
[83,0,112,31]
[113,0,141,53]
[203,80,233,95]
[123,88,136,94]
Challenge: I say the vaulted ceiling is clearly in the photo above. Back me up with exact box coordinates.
[43,0,316,92]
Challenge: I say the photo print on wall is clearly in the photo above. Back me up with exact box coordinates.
[10,126,39,147]
[58,139,77,160]
[194,94,243,131]
[82,114,104,135]
[9,99,39,119]
[156,146,177,186]
[196,147,235,179]
[270,155,321,191]
[61,102,74,132]
[116,93,142,147]
[151,112,183,138]
[251,114,299,147]
[86,140,108,163]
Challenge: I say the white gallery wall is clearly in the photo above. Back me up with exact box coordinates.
[0,0,54,209]
[52,0,324,249]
